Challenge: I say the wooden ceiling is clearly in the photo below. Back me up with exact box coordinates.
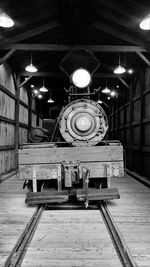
[1,0,150,110]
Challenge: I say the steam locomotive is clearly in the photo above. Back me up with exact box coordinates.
[19,97,124,207]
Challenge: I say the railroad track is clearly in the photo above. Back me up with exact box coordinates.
[4,202,138,267]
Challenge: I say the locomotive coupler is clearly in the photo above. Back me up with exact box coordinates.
[62,161,81,188]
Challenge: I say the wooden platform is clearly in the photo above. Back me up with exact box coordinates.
[0,175,36,266]
[108,174,150,267]
[0,173,150,266]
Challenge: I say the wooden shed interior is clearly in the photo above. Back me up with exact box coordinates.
[1,0,150,179]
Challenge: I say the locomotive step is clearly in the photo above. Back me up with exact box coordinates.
[77,188,120,201]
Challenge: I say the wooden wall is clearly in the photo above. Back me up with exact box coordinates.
[109,65,150,179]
[0,63,43,176]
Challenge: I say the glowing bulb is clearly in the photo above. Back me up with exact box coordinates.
[30,84,34,88]
[47,98,54,103]
[128,69,133,74]
[0,12,14,28]
[139,14,150,30]
[114,65,126,74]
[39,86,48,92]
[25,63,38,73]
[38,94,42,99]
[97,99,102,104]
[71,68,91,88]
[107,96,110,100]
[102,86,110,94]
[33,89,38,94]
[110,91,116,97]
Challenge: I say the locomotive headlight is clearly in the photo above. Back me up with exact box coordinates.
[71,68,91,88]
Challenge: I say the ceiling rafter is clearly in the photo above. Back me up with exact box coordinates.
[0,49,16,65]
[136,51,150,66]
[20,71,126,78]
[0,20,61,50]
[118,77,130,89]
[92,21,146,46]
[4,44,148,52]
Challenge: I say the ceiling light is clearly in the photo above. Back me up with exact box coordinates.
[0,12,14,28]
[114,65,126,74]
[114,53,126,74]
[47,91,54,103]
[107,97,110,100]
[39,78,48,92]
[102,86,110,93]
[139,14,150,30]
[47,98,54,103]
[110,91,116,97]
[25,63,38,73]
[127,69,133,74]
[71,68,91,88]
[25,53,38,73]
[38,94,43,99]
[97,99,102,104]
[33,89,38,95]
[102,80,110,94]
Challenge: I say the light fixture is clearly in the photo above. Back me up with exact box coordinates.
[127,69,133,74]
[47,91,54,103]
[107,96,110,100]
[39,78,48,92]
[0,12,14,28]
[71,68,91,88]
[110,91,116,97]
[33,89,38,95]
[102,80,110,94]
[25,53,38,73]
[38,94,43,99]
[30,84,34,88]
[117,85,119,88]
[139,14,150,30]
[97,99,102,104]
[114,54,126,74]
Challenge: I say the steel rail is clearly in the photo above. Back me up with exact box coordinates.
[99,201,138,267]
[4,205,45,267]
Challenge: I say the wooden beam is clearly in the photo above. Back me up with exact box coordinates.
[136,51,150,66]
[5,44,148,52]
[0,21,60,49]
[118,77,129,89]
[19,76,32,88]
[93,21,146,46]
[0,49,16,65]
[20,71,126,78]
[13,74,20,169]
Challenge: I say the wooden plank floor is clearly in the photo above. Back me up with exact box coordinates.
[0,175,36,267]
[108,174,150,267]
[21,210,122,267]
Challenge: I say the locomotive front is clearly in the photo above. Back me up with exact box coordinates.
[59,99,108,146]
[19,49,124,207]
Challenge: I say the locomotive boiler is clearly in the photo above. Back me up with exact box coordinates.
[18,98,124,207]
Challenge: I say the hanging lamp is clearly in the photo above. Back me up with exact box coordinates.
[39,78,48,92]
[102,80,110,94]
[139,14,150,30]
[0,12,14,27]
[47,90,54,103]
[114,54,126,74]
[25,53,38,73]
